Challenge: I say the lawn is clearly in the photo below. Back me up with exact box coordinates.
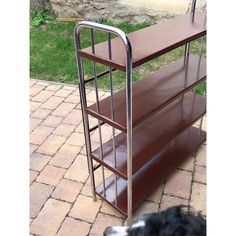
[30,20,206,95]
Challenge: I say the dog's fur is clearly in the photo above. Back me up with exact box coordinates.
[103,205,206,236]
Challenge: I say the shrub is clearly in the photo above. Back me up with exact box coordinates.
[30,6,52,26]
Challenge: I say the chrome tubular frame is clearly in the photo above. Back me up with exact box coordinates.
[185,0,197,59]
[90,28,107,197]
[74,21,133,225]
[191,0,197,22]
[108,32,118,206]
[74,35,97,201]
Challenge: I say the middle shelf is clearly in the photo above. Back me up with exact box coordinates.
[91,91,206,179]
[86,54,206,132]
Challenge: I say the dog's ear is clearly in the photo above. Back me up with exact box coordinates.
[164,205,188,215]
[160,205,186,226]
[155,205,206,236]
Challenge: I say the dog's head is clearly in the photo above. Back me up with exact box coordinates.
[103,205,206,236]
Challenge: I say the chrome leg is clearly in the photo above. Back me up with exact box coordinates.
[90,28,106,197]
[194,116,204,157]
[108,32,118,206]
[126,40,133,226]
[75,32,96,201]
[184,42,190,64]
[185,0,196,59]
[198,36,204,60]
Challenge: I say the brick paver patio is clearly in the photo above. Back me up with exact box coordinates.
[30,79,206,236]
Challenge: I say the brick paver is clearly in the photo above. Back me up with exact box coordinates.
[69,195,102,223]
[164,170,192,199]
[100,201,124,218]
[30,199,71,236]
[63,85,77,91]
[88,115,99,127]
[31,108,52,119]
[160,195,189,211]
[41,96,64,110]
[30,80,37,87]
[147,184,164,203]
[196,145,206,166]
[30,144,38,155]
[29,79,206,235]
[30,125,54,145]
[42,115,63,127]
[50,144,81,169]
[37,134,66,155]
[65,132,85,146]
[32,90,55,103]
[30,85,45,96]
[52,102,76,117]
[30,170,39,185]
[46,84,62,92]
[80,169,113,198]
[30,117,43,132]
[37,81,50,86]
[179,156,195,171]
[90,213,123,236]
[65,94,80,104]
[57,217,91,236]
[63,109,82,125]
[75,122,83,133]
[190,182,206,215]
[30,152,51,172]
[86,90,105,102]
[52,178,83,203]
[53,123,76,136]
[72,88,80,95]
[37,165,66,186]
[80,177,93,197]
[30,182,54,218]
[55,89,73,98]
[64,155,89,183]
[30,101,41,112]
[133,201,159,220]
[194,165,206,184]
[91,125,112,143]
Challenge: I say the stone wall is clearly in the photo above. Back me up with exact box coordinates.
[31,0,49,10]
[119,0,206,15]
[49,0,206,24]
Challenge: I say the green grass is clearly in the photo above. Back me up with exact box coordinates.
[30,20,150,84]
[30,20,206,94]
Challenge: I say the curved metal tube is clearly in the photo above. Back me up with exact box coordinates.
[75,21,130,51]
[74,21,133,225]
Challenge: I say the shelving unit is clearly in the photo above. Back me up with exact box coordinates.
[75,1,206,225]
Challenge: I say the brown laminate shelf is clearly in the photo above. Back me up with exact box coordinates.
[96,126,206,216]
[86,54,206,132]
[91,92,206,179]
[79,13,206,71]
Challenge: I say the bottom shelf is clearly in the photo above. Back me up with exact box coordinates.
[96,125,206,216]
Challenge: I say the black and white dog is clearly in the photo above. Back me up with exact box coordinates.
[104,205,206,236]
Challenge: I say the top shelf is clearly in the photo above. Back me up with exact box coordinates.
[79,13,206,71]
